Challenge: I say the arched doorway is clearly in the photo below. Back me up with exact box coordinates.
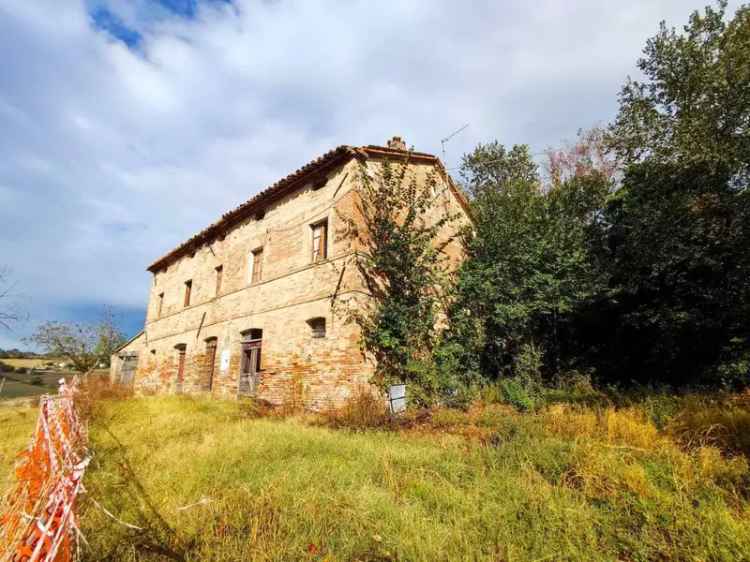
[239,329,262,396]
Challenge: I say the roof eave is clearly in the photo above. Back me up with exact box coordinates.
[145,143,471,273]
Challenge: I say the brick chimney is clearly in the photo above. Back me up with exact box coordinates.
[386,136,407,151]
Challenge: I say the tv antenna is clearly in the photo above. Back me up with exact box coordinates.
[440,123,469,160]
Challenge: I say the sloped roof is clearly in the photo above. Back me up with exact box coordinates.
[112,330,144,355]
[147,143,468,273]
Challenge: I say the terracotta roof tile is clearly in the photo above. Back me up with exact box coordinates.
[147,143,467,272]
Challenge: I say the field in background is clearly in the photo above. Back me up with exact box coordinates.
[1,394,736,561]
[1,358,61,369]
[0,368,108,401]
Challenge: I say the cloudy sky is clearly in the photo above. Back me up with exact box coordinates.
[0,0,738,349]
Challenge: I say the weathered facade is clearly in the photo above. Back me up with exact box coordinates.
[111,138,470,410]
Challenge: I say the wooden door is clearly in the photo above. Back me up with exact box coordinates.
[176,348,186,393]
[120,354,137,386]
[205,340,217,391]
[238,339,261,396]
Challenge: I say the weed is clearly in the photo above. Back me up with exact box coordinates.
[321,388,391,430]
[4,392,750,560]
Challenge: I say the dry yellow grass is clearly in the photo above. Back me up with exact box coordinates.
[1,358,60,369]
[3,392,750,560]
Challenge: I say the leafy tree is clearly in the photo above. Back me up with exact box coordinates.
[609,1,750,184]
[582,160,750,384]
[587,1,750,385]
[460,141,539,198]
[340,156,456,403]
[444,143,609,381]
[26,309,127,373]
[546,126,619,187]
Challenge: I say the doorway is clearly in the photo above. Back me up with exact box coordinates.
[175,344,186,393]
[204,338,217,392]
[119,352,137,386]
[239,329,262,397]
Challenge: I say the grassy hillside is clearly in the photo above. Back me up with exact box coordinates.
[4,395,735,561]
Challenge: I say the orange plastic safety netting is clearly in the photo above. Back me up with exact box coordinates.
[0,377,89,562]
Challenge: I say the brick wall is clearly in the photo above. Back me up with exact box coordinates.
[114,155,470,410]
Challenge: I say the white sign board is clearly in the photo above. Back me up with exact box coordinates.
[388,384,406,414]
[220,349,231,373]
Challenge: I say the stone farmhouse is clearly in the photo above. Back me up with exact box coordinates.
[111,137,470,410]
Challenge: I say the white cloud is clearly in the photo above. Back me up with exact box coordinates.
[0,0,739,347]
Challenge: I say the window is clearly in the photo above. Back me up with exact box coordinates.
[307,317,326,338]
[311,220,328,262]
[157,292,164,317]
[251,247,263,283]
[215,265,223,296]
[184,280,192,307]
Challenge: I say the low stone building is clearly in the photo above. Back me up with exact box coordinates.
[111,137,470,410]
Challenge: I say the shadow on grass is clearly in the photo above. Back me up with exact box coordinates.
[86,421,188,561]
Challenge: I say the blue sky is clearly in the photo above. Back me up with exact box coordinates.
[0,0,741,349]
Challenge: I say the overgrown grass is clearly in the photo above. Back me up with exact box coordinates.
[67,395,750,561]
[0,404,37,488]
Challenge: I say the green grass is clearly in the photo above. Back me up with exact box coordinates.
[52,396,750,561]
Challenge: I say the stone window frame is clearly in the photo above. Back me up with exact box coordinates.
[157,292,164,317]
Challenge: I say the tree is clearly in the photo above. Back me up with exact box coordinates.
[609,1,750,185]
[546,126,619,187]
[588,1,750,385]
[444,143,609,381]
[339,156,456,403]
[0,267,22,330]
[460,141,539,199]
[26,309,127,373]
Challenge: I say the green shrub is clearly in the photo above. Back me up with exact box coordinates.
[544,371,608,407]
[498,377,536,412]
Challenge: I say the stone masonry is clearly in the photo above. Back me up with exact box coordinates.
[111,138,471,411]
